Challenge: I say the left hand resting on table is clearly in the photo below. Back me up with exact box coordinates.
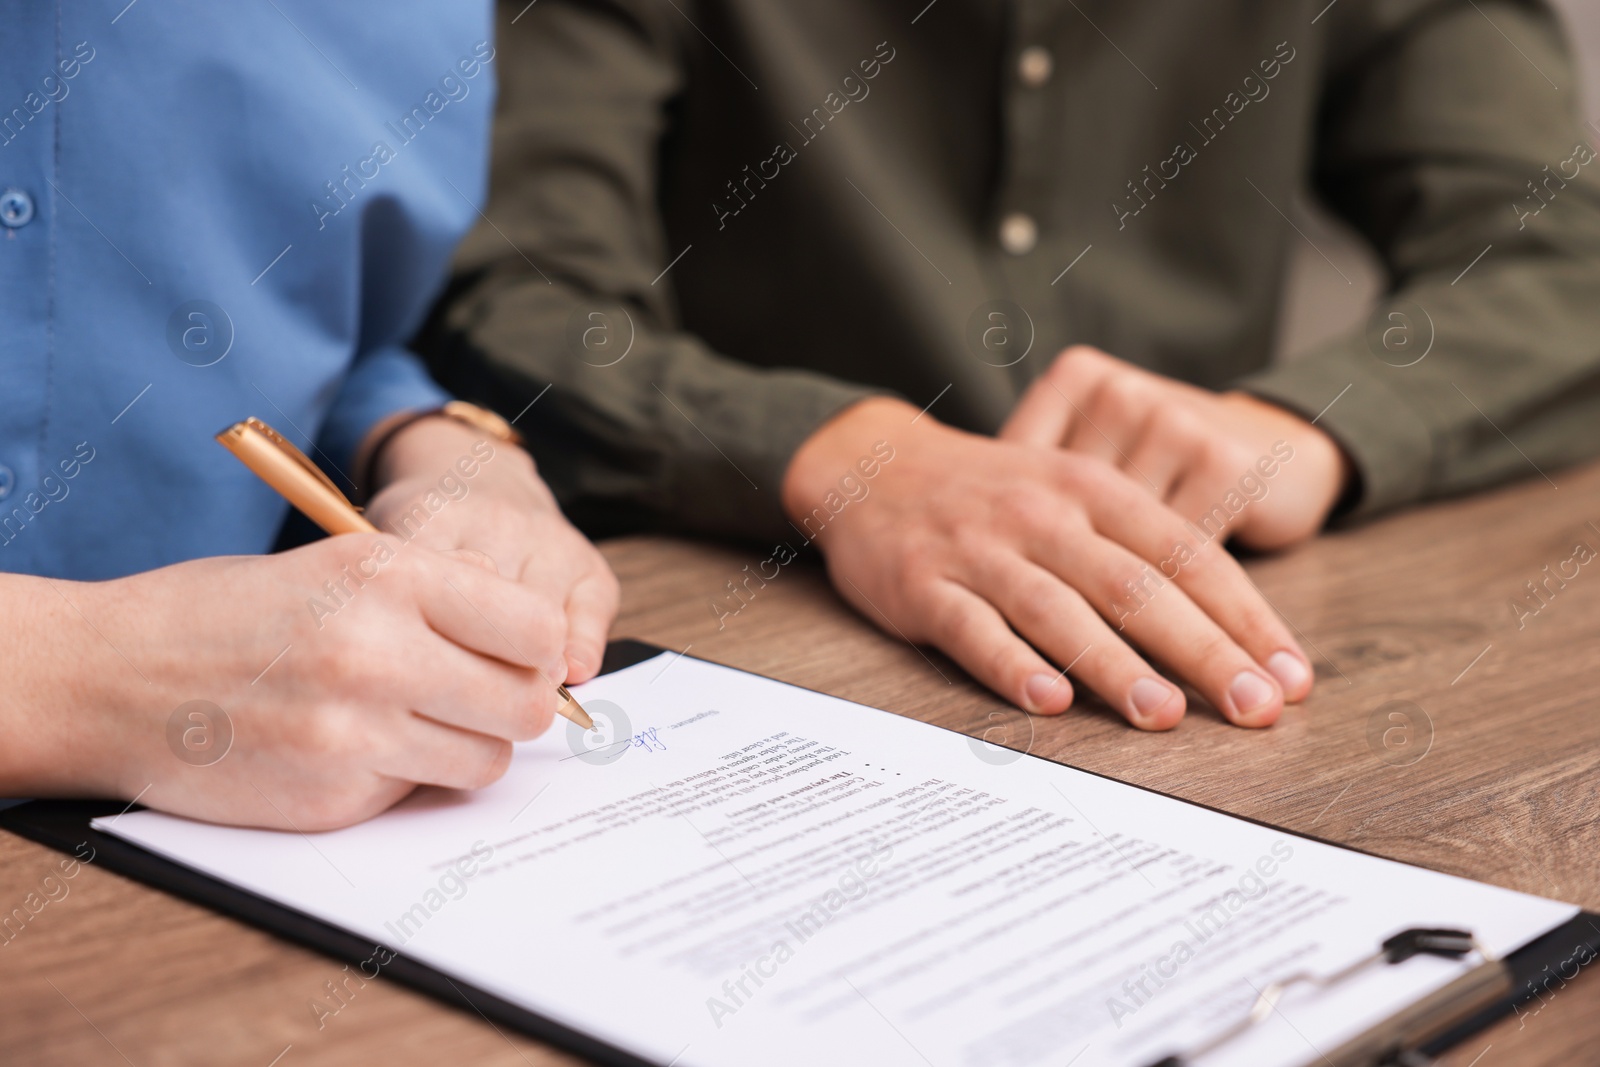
[1001,346,1353,550]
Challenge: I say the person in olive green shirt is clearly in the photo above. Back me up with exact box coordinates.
[422,0,1600,732]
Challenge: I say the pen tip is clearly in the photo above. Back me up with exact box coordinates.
[555,683,595,730]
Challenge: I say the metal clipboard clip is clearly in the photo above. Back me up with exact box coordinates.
[1146,928,1508,1067]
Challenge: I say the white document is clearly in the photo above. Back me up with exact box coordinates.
[98,653,1575,1067]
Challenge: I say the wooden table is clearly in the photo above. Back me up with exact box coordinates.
[5,464,1600,1066]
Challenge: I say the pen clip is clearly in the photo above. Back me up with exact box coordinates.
[229,417,363,513]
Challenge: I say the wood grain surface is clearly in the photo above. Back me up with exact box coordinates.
[4,463,1599,1067]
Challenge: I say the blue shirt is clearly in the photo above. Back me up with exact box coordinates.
[0,2,493,579]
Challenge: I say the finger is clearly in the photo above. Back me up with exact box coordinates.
[374,715,514,792]
[1122,404,1209,501]
[416,554,568,682]
[1164,435,1260,541]
[903,579,1075,716]
[1166,468,1249,543]
[562,566,620,684]
[1125,511,1313,703]
[506,537,618,685]
[1071,464,1313,703]
[1062,364,1159,467]
[1092,548,1283,727]
[1000,345,1113,447]
[406,638,562,742]
[1026,515,1284,726]
[975,555,1185,730]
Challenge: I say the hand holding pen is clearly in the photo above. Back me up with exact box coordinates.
[218,417,597,730]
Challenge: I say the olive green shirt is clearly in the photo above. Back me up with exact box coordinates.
[423,0,1600,541]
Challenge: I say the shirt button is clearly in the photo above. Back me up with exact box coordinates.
[0,188,34,229]
[0,465,13,500]
[1018,46,1053,88]
[999,213,1038,255]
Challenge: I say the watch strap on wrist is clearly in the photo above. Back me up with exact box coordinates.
[360,401,524,500]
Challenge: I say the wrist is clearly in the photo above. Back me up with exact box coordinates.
[369,413,531,492]
[361,402,528,497]
[1308,425,1356,513]
[782,396,926,524]
[1222,390,1354,527]
[1303,416,1357,515]
[1274,408,1354,521]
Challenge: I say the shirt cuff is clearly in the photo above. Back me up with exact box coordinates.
[317,345,452,481]
[1235,340,1436,520]
[669,370,886,544]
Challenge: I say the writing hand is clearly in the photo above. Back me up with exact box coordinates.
[38,535,571,828]
[364,415,619,683]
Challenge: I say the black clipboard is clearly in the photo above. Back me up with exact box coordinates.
[2,638,1596,1067]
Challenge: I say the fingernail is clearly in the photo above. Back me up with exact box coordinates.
[1229,670,1277,717]
[1025,672,1064,712]
[1266,650,1310,695]
[1129,677,1177,723]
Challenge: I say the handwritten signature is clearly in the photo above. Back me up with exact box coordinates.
[629,726,667,754]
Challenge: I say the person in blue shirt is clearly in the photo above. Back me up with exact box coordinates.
[0,3,617,828]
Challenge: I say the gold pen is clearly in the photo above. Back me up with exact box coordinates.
[216,417,594,730]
